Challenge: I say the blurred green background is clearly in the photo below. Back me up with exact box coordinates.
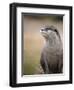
[22,14,63,75]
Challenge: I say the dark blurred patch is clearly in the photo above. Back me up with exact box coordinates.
[23,14,63,21]
[54,16,63,21]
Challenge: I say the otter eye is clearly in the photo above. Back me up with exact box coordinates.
[47,30,49,32]
[45,29,49,31]
[41,29,44,31]
[45,27,51,31]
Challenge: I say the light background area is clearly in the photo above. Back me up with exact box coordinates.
[0,0,73,89]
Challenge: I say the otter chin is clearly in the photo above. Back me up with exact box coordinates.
[40,26,63,74]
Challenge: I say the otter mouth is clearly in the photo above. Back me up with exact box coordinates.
[40,29,48,38]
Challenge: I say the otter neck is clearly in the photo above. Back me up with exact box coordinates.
[45,35,61,47]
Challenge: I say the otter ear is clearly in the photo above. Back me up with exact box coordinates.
[54,29,58,33]
[54,29,61,39]
[54,29,60,36]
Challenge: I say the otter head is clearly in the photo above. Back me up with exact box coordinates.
[40,26,60,41]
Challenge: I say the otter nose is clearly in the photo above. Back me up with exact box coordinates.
[41,28,44,31]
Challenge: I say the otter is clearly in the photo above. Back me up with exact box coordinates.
[40,26,63,74]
